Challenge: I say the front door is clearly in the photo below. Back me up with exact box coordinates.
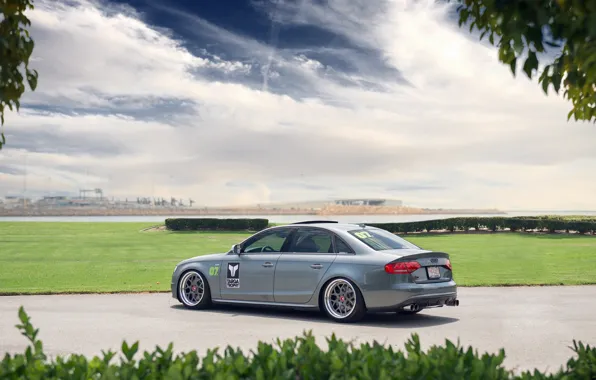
[219,227,293,302]
[274,227,338,304]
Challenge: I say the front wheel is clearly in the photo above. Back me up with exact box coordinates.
[178,270,211,309]
[321,278,366,323]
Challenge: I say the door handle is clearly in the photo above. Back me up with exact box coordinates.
[262,262,274,268]
[310,264,323,269]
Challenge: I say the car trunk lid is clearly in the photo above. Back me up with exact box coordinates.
[383,249,453,283]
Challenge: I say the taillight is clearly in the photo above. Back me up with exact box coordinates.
[444,259,452,271]
[384,261,421,274]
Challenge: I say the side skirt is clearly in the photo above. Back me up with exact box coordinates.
[212,298,320,309]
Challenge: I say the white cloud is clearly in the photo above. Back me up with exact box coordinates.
[0,0,594,210]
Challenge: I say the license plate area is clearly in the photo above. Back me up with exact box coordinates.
[426,266,441,279]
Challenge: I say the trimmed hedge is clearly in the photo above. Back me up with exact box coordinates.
[1,307,595,379]
[163,216,596,234]
[368,216,596,235]
[165,218,269,231]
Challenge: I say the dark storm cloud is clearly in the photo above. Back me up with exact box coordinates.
[5,127,125,157]
[22,92,199,125]
[128,0,409,96]
[0,165,25,176]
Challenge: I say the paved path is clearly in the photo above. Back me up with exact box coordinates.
[1,286,595,374]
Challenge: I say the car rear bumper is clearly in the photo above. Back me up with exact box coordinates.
[364,280,458,312]
[396,291,458,309]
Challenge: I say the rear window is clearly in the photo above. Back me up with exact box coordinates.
[348,228,419,251]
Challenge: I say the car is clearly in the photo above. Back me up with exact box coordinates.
[171,221,459,323]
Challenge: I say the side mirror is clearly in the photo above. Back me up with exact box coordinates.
[232,244,242,255]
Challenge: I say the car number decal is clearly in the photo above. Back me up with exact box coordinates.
[208,265,219,276]
[354,231,372,239]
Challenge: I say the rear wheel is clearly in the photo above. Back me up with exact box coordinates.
[178,270,211,309]
[321,278,366,323]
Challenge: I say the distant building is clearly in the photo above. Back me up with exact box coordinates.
[334,198,402,207]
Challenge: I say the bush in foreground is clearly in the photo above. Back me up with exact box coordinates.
[1,307,595,379]
[165,218,269,231]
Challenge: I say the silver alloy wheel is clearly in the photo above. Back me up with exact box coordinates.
[179,271,205,306]
[323,278,357,319]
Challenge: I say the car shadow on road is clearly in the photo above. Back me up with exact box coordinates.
[169,304,458,328]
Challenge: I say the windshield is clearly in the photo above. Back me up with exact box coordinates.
[348,228,420,251]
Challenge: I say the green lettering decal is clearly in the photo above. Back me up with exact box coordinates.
[209,266,220,276]
[354,231,372,239]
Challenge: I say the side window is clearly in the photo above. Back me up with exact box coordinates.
[243,228,291,253]
[334,237,353,253]
[290,228,333,253]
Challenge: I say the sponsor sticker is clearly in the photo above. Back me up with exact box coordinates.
[226,262,240,288]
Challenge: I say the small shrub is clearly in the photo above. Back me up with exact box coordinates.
[1,307,595,379]
[165,218,269,232]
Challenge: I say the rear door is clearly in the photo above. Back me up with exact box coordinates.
[219,227,294,302]
[273,227,338,304]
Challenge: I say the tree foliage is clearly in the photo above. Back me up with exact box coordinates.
[0,0,38,151]
[453,0,596,123]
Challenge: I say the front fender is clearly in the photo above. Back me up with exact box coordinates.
[171,260,223,299]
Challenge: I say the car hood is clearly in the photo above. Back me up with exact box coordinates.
[177,252,228,265]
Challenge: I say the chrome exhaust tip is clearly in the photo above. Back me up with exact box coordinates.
[446,298,459,306]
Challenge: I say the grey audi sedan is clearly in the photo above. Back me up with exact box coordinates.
[171,221,459,323]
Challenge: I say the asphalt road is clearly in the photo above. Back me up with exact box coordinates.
[1,286,595,374]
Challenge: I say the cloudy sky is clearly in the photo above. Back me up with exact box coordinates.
[0,0,594,210]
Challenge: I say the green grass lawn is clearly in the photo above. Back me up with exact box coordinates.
[1,222,595,294]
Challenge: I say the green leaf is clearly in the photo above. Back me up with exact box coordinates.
[509,57,517,76]
[523,51,539,78]
[552,70,562,93]
[541,75,550,94]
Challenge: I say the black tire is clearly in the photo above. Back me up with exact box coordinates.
[177,270,212,310]
[320,277,366,323]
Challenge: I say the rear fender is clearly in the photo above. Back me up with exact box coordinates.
[315,274,368,311]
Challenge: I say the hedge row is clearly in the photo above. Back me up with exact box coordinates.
[165,218,269,231]
[368,216,596,234]
[2,307,595,379]
[163,216,596,234]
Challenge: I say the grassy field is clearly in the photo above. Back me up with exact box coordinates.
[1,222,595,294]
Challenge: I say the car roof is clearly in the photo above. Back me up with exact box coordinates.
[276,221,369,232]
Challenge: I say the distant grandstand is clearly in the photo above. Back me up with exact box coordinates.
[251,198,404,210]
[333,198,402,207]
